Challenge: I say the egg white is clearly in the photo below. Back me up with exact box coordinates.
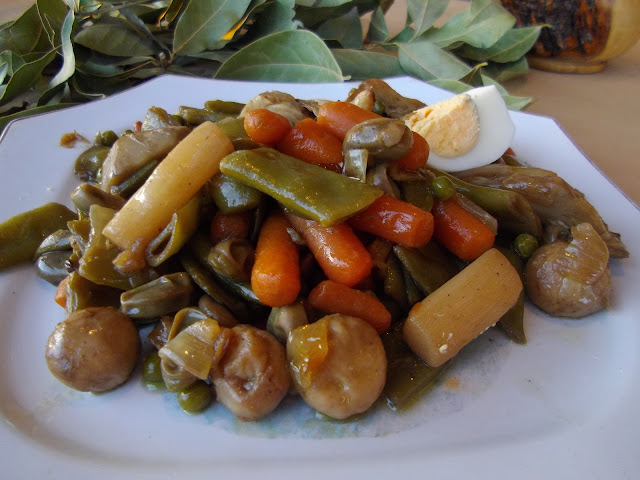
[409,85,515,172]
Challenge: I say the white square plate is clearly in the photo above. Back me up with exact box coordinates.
[0,76,638,479]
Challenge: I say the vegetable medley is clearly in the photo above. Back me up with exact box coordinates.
[0,79,629,421]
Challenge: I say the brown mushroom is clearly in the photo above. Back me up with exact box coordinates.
[45,307,140,392]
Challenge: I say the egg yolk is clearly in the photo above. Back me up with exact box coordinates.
[405,94,480,158]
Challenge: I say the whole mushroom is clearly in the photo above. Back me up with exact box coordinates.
[524,223,611,318]
[45,307,140,392]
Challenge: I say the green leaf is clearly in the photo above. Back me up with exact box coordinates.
[427,77,472,94]
[172,0,252,55]
[317,7,363,49]
[459,25,542,63]
[501,95,532,111]
[0,49,56,105]
[294,4,355,28]
[48,7,75,89]
[117,2,167,54]
[398,41,472,81]
[389,21,415,43]
[0,50,24,81]
[74,18,159,57]
[481,56,529,82]
[459,61,487,87]
[215,29,344,82]
[365,6,389,43]
[160,0,187,24]
[36,0,68,48]
[331,48,402,79]
[0,4,51,55]
[249,0,301,38]
[480,74,532,110]
[406,0,449,38]
[314,0,351,6]
[0,102,75,133]
[295,0,316,6]
[421,0,515,49]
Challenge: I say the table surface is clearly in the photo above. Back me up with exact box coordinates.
[1,0,638,206]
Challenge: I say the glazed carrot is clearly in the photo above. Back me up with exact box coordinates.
[251,212,301,307]
[395,132,429,170]
[349,194,434,248]
[432,197,496,261]
[277,118,343,165]
[210,210,251,244]
[308,280,392,334]
[243,108,291,146]
[54,275,70,308]
[316,101,381,141]
[286,213,372,287]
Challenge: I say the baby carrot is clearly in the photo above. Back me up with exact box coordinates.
[210,210,251,244]
[432,197,496,261]
[287,213,372,287]
[277,118,343,165]
[243,108,291,146]
[54,275,70,308]
[307,280,392,334]
[251,212,301,307]
[349,194,434,248]
[316,101,381,141]
[395,131,429,170]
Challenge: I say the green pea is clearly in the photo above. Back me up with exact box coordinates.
[177,381,212,414]
[431,176,455,200]
[142,351,164,385]
[514,233,539,259]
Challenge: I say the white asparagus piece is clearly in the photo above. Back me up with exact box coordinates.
[403,248,522,367]
[102,121,234,254]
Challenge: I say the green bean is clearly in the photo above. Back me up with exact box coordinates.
[34,229,73,257]
[35,251,71,285]
[71,183,126,215]
[204,100,244,115]
[383,253,408,311]
[197,295,238,328]
[428,167,542,237]
[400,180,434,212]
[180,247,250,321]
[393,242,459,297]
[382,323,448,412]
[215,117,260,151]
[495,245,526,344]
[77,205,156,290]
[0,202,76,270]
[74,145,110,183]
[178,106,233,125]
[109,159,158,198]
[208,173,263,214]
[120,273,194,320]
[64,271,121,315]
[219,148,383,226]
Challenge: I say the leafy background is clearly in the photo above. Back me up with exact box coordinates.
[0,0,542,130]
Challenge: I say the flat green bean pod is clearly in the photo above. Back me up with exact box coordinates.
[219,148,383,226]
[0,202,76,270]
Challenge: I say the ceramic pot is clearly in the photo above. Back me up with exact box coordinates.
[500,0,640,73]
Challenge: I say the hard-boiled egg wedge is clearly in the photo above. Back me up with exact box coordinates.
[404,85,515,172]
